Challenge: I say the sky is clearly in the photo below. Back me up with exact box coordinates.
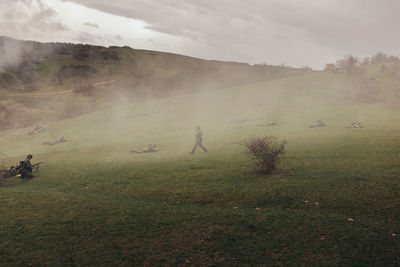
[1,0,399,69]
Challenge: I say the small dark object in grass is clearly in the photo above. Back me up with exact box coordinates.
[239,136,287,174]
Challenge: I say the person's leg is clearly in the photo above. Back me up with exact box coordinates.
[199,143,207,152]
[20,170,33,179]
[191,143,198,153]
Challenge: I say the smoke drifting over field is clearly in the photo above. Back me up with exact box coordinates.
[0,39,22,71]
[0,37,309,130]
[0,37,400,160]
[2,3,400,266]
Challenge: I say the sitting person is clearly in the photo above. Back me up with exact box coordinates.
[130,144,159,153]
[18,154,34,179]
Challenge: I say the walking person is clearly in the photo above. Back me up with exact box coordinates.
[191,126,207,154]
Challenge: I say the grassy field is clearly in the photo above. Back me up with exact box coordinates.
[1,72,400,265]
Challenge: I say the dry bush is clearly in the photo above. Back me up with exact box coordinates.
[240,136,287,174]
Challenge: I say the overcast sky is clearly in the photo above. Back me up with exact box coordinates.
[1,0,399,69]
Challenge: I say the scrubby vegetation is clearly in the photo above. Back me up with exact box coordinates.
[2,37,400,131]
[0,75,400,264]
[324,53,400,104]
[240,136,286,174]
[0,37,400,265]
[0,37,307,130]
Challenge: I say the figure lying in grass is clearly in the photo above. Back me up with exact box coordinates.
[43,136,67,146]
[0,166,19,179]
[258,120,276,127]
[230,118,248,123]
[130,144,159,153]
[308,120,325,128]
[347,121,363,128]
[28,125,47,136]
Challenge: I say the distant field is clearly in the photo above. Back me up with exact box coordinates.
[1,37,309,130]
[1,72,400,265]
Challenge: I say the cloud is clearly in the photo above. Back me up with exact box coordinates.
[76,31,103,44]
[84,22,100,29]
[0,0,69,42]
[0,0,72,71]
[10,0,400,68]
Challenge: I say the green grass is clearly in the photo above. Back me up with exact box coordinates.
[1,72,400,265]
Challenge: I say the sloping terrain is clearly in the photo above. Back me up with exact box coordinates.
[0,67,399,265]
[0,36,307,130]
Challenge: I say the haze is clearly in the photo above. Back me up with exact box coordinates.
[1,0,400,69]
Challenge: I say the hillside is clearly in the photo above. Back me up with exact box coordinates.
[0,36,308,130]
[0,68,399,265]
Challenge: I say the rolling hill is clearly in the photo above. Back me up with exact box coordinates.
[0,36,307,130]
[0,38,400,265]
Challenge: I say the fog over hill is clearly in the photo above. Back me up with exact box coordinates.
[2,2,400,266]
[0,36,400,131]
[0,36,307,129]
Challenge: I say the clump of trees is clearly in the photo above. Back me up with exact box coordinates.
[0,72,18,90]
[56,64,97,85]
[323,53,399,103]
[101,50,120,61]
[240,136,287,174]
[324,52,400,74]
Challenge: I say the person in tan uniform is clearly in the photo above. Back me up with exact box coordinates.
[191,126,207,154]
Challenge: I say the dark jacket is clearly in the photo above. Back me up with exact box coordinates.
[19,159,33,178]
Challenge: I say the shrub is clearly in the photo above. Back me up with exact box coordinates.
[240,136,287,174]
[101,50,120,61]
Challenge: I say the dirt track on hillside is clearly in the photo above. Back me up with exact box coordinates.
[9,80,115,97]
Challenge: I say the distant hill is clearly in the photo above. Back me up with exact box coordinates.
[0,36,308,130]
[1,37,399,131]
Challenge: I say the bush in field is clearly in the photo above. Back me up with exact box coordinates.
[240,136,287,174]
